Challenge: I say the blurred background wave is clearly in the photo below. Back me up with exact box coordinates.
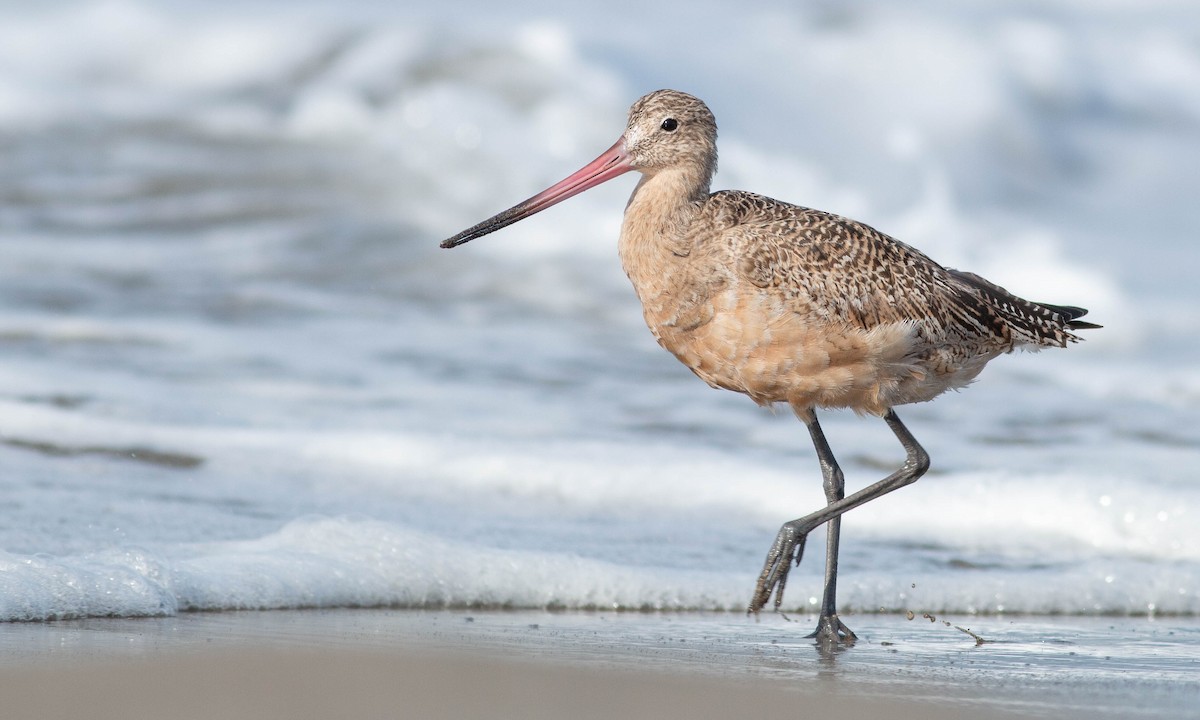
[0,0,1197,621]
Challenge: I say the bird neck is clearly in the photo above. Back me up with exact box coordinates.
[619,167,708,272]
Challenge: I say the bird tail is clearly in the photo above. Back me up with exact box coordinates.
[947,269,1100,347]
[1033,302,1103,332]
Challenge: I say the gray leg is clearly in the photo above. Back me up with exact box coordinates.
[748,409,930,640]
[806,415,856,642]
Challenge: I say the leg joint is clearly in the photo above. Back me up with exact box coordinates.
[821,463,845,501]
[904,445,931,482]
[885,409,930,484]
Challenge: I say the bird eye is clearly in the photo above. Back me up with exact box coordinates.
[660,118,679,132]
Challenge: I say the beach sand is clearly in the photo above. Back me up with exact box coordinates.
[0,610,1196,719]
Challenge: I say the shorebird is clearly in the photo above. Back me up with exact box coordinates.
[441,89,1097,643]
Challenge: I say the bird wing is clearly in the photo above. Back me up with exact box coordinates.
[698,191,1083,349]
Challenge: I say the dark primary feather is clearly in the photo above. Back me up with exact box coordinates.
[1036,302,1102,330]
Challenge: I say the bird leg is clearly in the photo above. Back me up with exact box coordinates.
[809,414,854,643]
[748,409,930,641]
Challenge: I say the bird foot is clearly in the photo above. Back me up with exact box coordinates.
[808,613,857,645]
[747,521,808,614]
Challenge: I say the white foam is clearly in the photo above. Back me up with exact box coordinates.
[0,518,747,621]
[1,508,1195,621]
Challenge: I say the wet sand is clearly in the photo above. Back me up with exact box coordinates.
[0,610,1196,719]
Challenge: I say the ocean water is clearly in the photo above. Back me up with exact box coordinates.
[0,0,1198,622]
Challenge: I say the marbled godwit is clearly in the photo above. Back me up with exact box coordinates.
[441,89,1098,643]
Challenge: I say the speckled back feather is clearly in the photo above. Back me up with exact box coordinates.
[694,190,1092,355]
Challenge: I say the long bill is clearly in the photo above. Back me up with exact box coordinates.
[441,138,633,249]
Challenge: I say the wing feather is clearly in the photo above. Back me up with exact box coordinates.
[699,191,1091,351]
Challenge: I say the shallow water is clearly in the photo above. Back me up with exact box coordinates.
[0,0,1198,621]
[1,609,1197,719]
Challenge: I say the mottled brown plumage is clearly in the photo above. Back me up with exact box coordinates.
[442,89,1096,643]
[614,91,1090,420]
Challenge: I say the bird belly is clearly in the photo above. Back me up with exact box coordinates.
[645,288,973,416]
